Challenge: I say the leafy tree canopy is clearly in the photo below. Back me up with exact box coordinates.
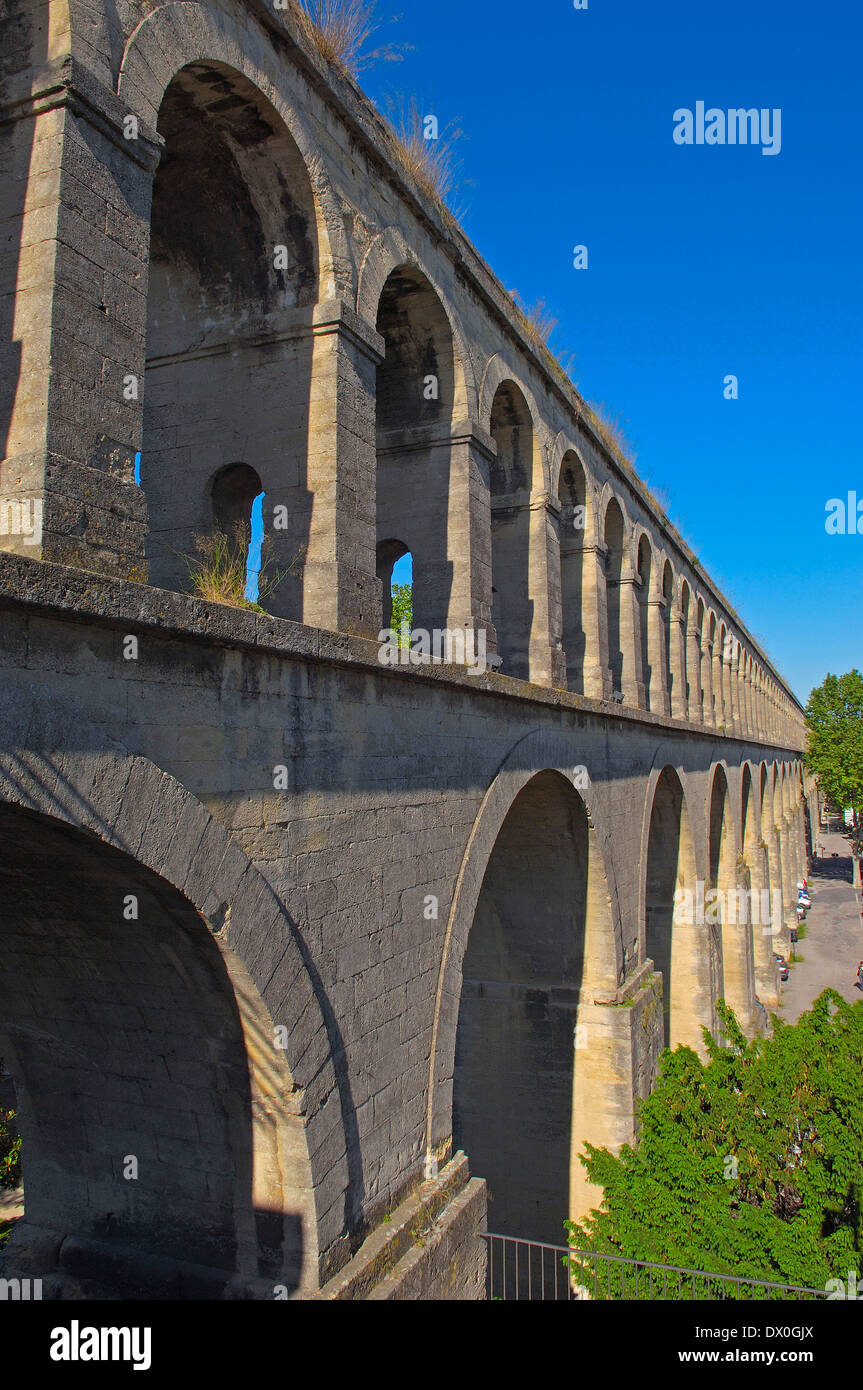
[390,583,412,646]
[567,994,863,1293]
[0,1059,21,1197]
[805,670,863,823]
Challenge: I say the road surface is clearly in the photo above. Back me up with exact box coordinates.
[774,829,863,1023]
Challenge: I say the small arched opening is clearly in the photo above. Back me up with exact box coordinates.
[376,539,413,634]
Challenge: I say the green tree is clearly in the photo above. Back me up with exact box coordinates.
[0,1112,20,1192]
[0,1060,21,1193]
[390,583,412,647]
[805,670,863,833]
[566,993,863,1295]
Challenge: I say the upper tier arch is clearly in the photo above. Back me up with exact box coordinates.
[118,0,350,299]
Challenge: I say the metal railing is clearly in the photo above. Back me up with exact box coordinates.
[481,1233,829,1302]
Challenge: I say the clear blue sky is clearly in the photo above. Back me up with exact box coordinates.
[356,0,861,707]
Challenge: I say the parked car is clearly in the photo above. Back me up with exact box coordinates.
[774,953,789,982]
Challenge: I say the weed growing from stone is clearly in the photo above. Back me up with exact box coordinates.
[294,0,407,77]
[387,96,462,208]
[582,401,637,468]
[183,523,303,614]
[511,294,557,350]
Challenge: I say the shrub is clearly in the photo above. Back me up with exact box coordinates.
[0,1081,21,1191]
[565,992,863,1295]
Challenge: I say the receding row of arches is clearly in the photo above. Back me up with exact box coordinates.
[134,59,796,742]
[452,756,811,1257]
[563,466,787,739]
[0,748,810,1293]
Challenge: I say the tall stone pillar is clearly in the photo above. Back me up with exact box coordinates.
[783,784,797,888]
[717,855,757,1038]
[791,794,806,887]
[783,783,794,878]
[580,540,609,700]
[794,808,806,886]
[700,629,715,727]
[304,303,383,636]
[733,644,745,733]
[744,660,755,739]
[780,816,799,945]
[1,66,156,578]
[748,663,756,738]
[713,635,726,730]
[558,504,585,694]
[733,648,745,737]
[794,800,806,872]
[440,423,497,653]
[766,825,791,958]
[763,680,771,741]
[617,558,646,708]
[783,811,794,906]
[527,488,567,688]
[738,659,749,738]
[668,605,687,719]
[686,620,703,723]
[722,639,738,734]
[571,972,664,1229]
[646,581,670,716]
[750,845,779,1008]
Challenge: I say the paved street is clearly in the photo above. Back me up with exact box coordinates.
[775,829,863,1023]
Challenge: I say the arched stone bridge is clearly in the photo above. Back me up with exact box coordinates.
[0,1,812,1298]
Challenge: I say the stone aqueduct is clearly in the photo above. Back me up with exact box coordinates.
[0,1,813,1298]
